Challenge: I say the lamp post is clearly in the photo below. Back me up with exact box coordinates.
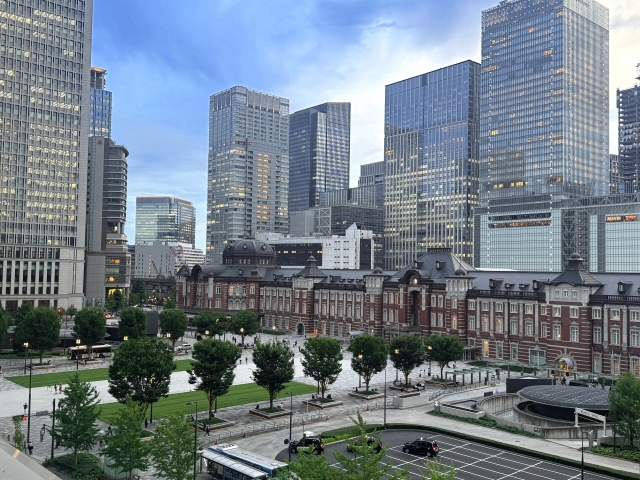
[610,386,617,453]
[123,335,128,342]
[240,327,244,346]
[358,353,363,388]
[51,399,56,459]
[185,401,198,480]
[394,349,399,382]
[24,342,33,444]
[149,376,156,424]
[427,345,433,376]
[285,392,293,462]
[75,338,81,369]
[581,429,593,480]
[383,367,387,427]
[205,330,209,339]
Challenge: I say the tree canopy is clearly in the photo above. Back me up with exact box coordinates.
[193,310,228,338]
[389,335,426,386]
[187,339,241,418]
[55,373,101,466]
[424,334,464,378]
[14,306,60,363]
[348,335,388,392]
[251,341,295,409]
[230,310,260,345]
[149,413,197,480]
[159,308,188,349]
[66,304,78,321]
[609,372,640,448]
[119,307,147,340]
[0,304,10,350]
[73,307,106,359]
[108,337,175,416]
[300,337,343,400]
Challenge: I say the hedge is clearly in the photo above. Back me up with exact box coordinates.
[42,453,106,480]
[427,410,538,437]
[591,444,640,463]
[320,423,384,444]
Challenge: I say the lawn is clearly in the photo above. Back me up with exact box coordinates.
[98,381,316,423]
[7,359,194,388]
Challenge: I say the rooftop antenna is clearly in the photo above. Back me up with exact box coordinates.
[636,63,640,82]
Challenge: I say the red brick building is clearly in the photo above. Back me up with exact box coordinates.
[177,240,640,377]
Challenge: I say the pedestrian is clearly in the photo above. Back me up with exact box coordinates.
[107,426,112,436]
[27,442,33,455]
[59,382,63,393]
[54,384,57,394]
[23,403,28,415]
[40,425,45,441]
[245,356,248,364]
[145,419,148,429]
[99,438,104,449]
[204,423,210,436]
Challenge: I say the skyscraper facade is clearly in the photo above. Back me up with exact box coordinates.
[617,81,640,193]
[384,60,480,270]
[85,137,130,305]
[207,86,289,264]
[475,0,609,271]
[136,196,196,246]
[89,67,112,137]
[288,102,350,213]
[0,1,93,311]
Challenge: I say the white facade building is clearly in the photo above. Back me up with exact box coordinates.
[129,242,204,278]
[256,223,374,270]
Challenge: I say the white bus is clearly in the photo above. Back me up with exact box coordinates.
[202,449,268,480]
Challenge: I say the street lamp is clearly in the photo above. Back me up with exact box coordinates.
[581,429,593,480]
[610,386,617,453]
[24,342,33,444]
[149,377,156,424]
[75,339,81,370]
[205,330,209,339]
[285,392,293,462]
[394,349,399,382]
[427,345,433,376]
[123,336,128,342]
[185,402,198,480]
[358,353,363,388]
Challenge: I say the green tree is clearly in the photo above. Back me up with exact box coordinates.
[66,304,78,322]
[112,289,124,313]
[12,417,25,451]
[187,339,241,419]
[150,413,198,480]
[106,294,118,314]
[128,293,140,308]
[73,307,106,359]
[131,279,147,299]
[14,306,60,364]
[230,310,260,345]
[119,307,147,340]
[348,335,388,392]
[164,297,176,309]
[56,373,101,465]
[159,308,188,349]
[390,335,426,386]
[108,337,175,417]
[424,334,464,379]
[193,311,227,338]
[0,304,10,349]
[300,337,343,401]
[609,372,640,447]
[15,302,34,325]
[104,396,151,479]
[252,341,294,410]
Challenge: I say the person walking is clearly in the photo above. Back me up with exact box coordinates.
[40,425,46,442]
[58,382,63,393]
[54,384,57,394]
[27,442,33,455]
[204,423,210,436]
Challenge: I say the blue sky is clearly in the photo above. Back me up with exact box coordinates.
[91,0,638,251]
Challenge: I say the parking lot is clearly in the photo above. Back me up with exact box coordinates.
[278,429,614,479]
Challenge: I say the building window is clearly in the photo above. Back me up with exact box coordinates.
[431,294,436,305]
[563,289,569,298]
[430,313,436,326]
[495,303,503,313]
[611,329,620,345]
[541,323,548,338]
[540,305,547,316]
[553,324,561,340]
[383,309,388,322]
[216,284,221,294]
[242,286,247,295]
[510,319,518,335]
[496,318,503,334]
[438,313,443,327]
[452,298,458,309]
[525,321,533,337]
[468,316,476,331]
[482,301,489,311]
[452,314,458,330]
[510,343,518,361]
[482,316,489,332]
[249,299,255,308]
[571,290,578,299]
[570,325,579,342]
[592,308,601,319]
[437,296,443,308]
[594,352,602,373]
[496,342,503,359]
[356,306,361,319]
[215,298,221,308]
[510,304,519,314]
[302,302,306,313]
[383,293,388,303]
[631,330,640,348]
[611,309,620,320]
[529,349,546,366]
[369,308,374,321]
[468,300,476,310]
[250,285,255,294]
[612,355,621,375]
[631,311,640,322]
[570,307,579,318]
[525,304,533,314]
[632,357,640,377]
[553,306,562,317]
[554,289,560,297]
[468,338,475,347]
[593,327,602,344]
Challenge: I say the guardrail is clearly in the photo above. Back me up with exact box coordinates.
[428,379,503,402]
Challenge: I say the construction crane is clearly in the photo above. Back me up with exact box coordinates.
[149,255,159,277]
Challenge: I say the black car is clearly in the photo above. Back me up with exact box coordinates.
[289,436,325,454]
[569,380,590,387]
[346,435,383,453]
[402,438,439,457]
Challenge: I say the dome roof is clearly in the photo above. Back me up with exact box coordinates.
[222,239,276,266]
[454,268,468,276]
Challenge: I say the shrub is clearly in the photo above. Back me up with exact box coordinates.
[42,453,103,480]
[320,423,383,443]
[591,445,640,462]
[427,411,537,437]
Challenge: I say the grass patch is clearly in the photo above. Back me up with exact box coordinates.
[257,407,285,414]
[320,424,384,444]
[197,416,227,425]
[259,328,286,335]
[99,381,315,423]
[42,453,105,480]
[353,390,380,396]
[427,410,537,437]
[7,359,194,388]
[591,444,640,462]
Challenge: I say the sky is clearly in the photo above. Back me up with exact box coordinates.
[91,0,640,252]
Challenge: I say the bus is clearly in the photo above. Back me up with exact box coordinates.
[202,450,268,480]
[67,344,113,360]
[208,444,288,478]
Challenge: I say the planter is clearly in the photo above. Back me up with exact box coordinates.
[397,391,421,398]
[196,417,234,430]
[31,364,56,370]
[348,391,385,400]
[302,399,344,409]
[250,408,291,419]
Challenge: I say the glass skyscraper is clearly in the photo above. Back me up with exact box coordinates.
[289,102,350,213]
[384,60,480,270]
[89,67,112,137]
[207,86,289,264]
[0,1,93,311]
[617,77,640,193]
[136,196,196,246]
[475,0,609,271]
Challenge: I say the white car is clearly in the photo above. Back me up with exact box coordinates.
[177,343,192,351]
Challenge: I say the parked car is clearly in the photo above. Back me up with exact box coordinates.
[289,436,324,454]
[569,380,591,387]
[346,435,382,453]
[402,438,439,457]
[178,343,192,351]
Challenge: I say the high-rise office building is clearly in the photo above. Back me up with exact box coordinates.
[609,154,621,194]
[617,73,640,193]
[289,102,350,213]
[0,1,93,312]
[384,60,480,270]
[136,197,196,246]
[89,67,112,138]
[320,161,385,209]
[358,161,385,187]
[475,0,609,271]
[85,137,130,305]
[207,86,289,264]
